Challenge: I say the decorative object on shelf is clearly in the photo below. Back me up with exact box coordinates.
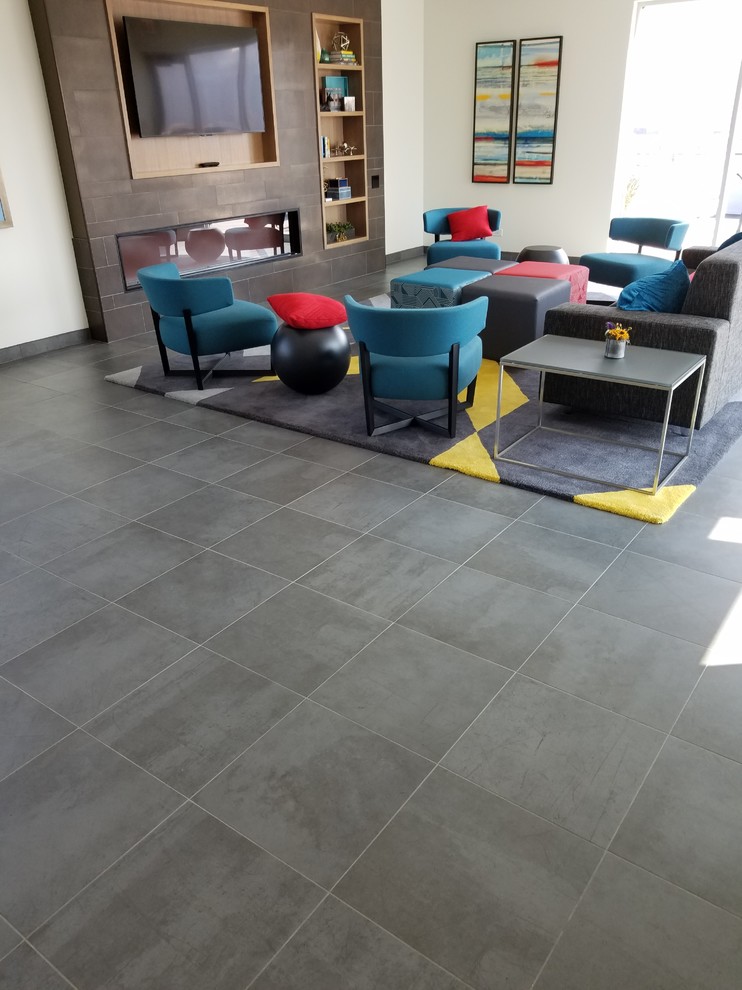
[320,48,330,63]
[513,36,563,184]
[326,221,355,243]
[332,31,351,51]
[604,320,631,359]
[472,40,516,184]
[332,142,356,157]
[343,96,356,111]
[0,167,12,229]
[327,91,343,112]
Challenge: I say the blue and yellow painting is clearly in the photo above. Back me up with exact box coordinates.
[472,40,515,184]
[514,36,562,184]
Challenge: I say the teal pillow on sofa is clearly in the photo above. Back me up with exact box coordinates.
[718,231,742,251]
[617,259,690,312]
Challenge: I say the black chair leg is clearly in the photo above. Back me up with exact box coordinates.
[447,343,460,438]
[359,342,376,436]
[465,377,477,407]
[184,309,204,390]
[152,311,171,375]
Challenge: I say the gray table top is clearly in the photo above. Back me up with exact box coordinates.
[501,335,705,389]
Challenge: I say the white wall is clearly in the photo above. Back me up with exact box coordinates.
[381,0,425,256]
[389,0,636,257]
[0,0,87,350]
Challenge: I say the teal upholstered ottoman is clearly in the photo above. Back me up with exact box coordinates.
[390,268,489,308]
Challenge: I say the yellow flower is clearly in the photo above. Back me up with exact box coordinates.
[605,321,631,342]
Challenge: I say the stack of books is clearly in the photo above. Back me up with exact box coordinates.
[329,50,357,64]
[320,136,331,159]
[326,177,352,200]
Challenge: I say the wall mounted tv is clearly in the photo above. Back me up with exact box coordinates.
[123,17,266,138]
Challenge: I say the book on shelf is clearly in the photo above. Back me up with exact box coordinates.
[327,177,349,187]
[326,187,352,199]
[320,135,331,159]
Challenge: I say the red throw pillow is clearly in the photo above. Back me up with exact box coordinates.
[447,206,492,242]
[267,292,347,329]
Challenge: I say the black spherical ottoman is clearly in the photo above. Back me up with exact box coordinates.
[271,322,350,394]
[517,244,569,264]
[266,292,351,395]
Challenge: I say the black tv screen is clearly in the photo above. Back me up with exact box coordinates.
[123,17,266,138]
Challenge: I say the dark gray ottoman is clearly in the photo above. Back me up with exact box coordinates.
[426,256,517,274]
[517,244,569,264]
[461,275,571,360]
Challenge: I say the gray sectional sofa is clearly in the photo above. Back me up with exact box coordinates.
[542,238,742,428]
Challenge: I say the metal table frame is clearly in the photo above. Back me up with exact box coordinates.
[494,340,706,495]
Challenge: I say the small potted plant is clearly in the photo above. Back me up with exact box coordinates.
[326,220,355,244]
[604,320,631,358]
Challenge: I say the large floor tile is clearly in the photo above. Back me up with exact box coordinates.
[335,767,601,990]
[253,895,468,990]
[31,804,322,990]
[0,569,102,665]
[140,485,278,547]
[2,605,195,724]
[288,435,377,470]
[534,854,742,990]
[88,648,299,794]
[78,463,205,519]
[611,736,742,917]
[291,473,420,532]
[45,521,200,600]
[351,452,453,492]
[631,509,742,583]
[434,472,541,516]
[520,497,645,548]
[101,420,209,460]
[215,507,361,579]
[0,429,87,475]
[372,494,510,563]
[0,943,70,989]
[0,680,72,780]
[314,625,511,760]
[120,551,287,642]
[0,732,181,933]
[165,405,245,435]
[468,521,619,602]
[0,497,126,565]
[400,566,571,668]
[34,403,153,444]
[0,549,33,587]
[197,702,430,886]
[0,915,21,960]
[581,551,742,646]
[154,436,271,482]
[673,664,742,763]
[444,675,663,846]
[0,471,63,526]
[522,606,704,730]
[220,453,342,504]
[223,420,306,451]
[208,584,388,694]
[679,472,742,520]
[301,535,456,620]
[19,445,142,495]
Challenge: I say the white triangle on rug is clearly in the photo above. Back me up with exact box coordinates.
[165,387,233,404]
[105,367,142,386]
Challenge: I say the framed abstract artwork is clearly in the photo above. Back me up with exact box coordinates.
[0,167,12,229]
[513,36,563,184]
[472,40,516,184]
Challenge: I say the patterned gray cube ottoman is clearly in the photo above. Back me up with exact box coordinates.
[390,268,489,308]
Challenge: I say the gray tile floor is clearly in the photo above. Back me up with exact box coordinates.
[1,261,742,988]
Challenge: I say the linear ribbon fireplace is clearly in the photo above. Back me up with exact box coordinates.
[117,208,302,290]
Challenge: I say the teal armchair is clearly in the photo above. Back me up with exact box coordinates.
[579,217,689,287]
[137,263,277,389]
[424,207,502,265]
[344,295,488,437]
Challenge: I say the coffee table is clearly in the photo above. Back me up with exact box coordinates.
[494,335,706,494]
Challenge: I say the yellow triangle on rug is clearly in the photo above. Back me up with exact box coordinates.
[462,360,528,433]
[430,431,500,481]
[574,485,696,524]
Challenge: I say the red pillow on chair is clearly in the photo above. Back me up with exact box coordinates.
[267,293,346,329]
[447,206,492,242]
